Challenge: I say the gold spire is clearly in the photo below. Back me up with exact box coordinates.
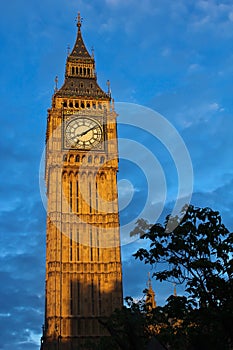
[146,272,156,310]
[173,283,177,297]
[107,80,111,97]
[54,75,58,93]
[147,272,152,287]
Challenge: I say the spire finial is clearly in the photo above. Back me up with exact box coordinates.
[91,46,95,59]
[112,98,115,111]
[77,12,82,29]
[67,44,70,56]
[147,271,152,288]
[107,80,111,97]
[54,76,58,92]
[173,283,177,297]
[146,272,156,310]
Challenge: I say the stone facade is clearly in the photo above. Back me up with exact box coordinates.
[41,13,123,350]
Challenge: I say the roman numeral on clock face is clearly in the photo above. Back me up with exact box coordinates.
[65,117,103,150]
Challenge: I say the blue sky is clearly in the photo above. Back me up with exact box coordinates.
[0,0,233,348]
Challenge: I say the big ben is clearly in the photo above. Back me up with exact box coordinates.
[41,13,123,349]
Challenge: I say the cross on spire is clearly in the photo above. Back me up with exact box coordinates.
[76,12,83,28]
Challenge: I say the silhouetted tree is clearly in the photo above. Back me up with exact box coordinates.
[95,206,233,349]
[132,205,233,349]
[94,296,168,350]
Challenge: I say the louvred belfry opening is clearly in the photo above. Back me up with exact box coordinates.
[41,12,123,350]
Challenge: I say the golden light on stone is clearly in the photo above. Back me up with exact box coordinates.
[41,13,123,350]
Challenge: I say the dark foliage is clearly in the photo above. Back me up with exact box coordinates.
[95,206,233,350]
[132,205,233,349]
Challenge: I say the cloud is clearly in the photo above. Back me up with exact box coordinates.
[161,47,172,57]
[229,11,233,21]
[0,0,232,348]
[0,244,45,349]
[189,0,233,36]
[188,63,202,73]
[192,177,233,231]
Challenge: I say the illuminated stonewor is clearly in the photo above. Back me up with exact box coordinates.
[145,273,156,311]
[41,13,123,350]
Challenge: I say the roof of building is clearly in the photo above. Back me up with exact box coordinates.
[54,12,110,100]
[69,13,92,60]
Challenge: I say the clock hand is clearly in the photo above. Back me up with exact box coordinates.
[69,126,99,141]
[79,125,98,137]
[69,128,92,140]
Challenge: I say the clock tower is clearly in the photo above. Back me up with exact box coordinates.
[41,13,123,349]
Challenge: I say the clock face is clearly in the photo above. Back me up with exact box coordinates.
[64,117,103,150]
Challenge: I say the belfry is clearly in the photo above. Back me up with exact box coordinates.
[41,13,123,349]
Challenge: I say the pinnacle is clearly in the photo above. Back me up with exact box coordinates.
[69,13,92,59]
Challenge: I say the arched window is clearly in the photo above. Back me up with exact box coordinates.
[90,229,93,262]
[70,228,73,261]
[100,172,106,182]
[88,156,92,163]
[76,181,79,213]
[69,155,74,163]
[75,155,80,162]
[69,181,73,211]
[100,156,105,164]
[95,182,98,212]
[89,180,92,213]
[71,67,75,75]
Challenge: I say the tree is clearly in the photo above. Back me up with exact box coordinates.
[132,205,233,349]
[98,297,148,350]
[93,296,168,350]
